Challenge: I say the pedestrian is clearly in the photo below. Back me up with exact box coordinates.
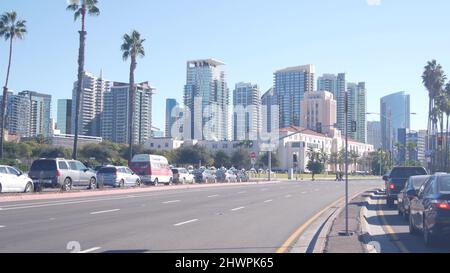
[335,172,339,181]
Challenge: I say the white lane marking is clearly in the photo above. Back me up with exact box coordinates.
[0,225,5,228]
[285,195,292,198]
[301,192,307,194]
[49,218,56,221]
[231,207,245,211]
[314,189,319,192]
[264,199,273,203]
[174,219,199,226]
[79,247,101,253]
[208,194,219,198]
[238,191,246,194]
[261,188,268,191]
[90,209,120,215]
[163,200,180,204]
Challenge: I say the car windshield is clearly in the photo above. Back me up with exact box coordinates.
[172,169,179,174]
[438,176,450,193]
[411,176,430,189]
[390,168,427,177]
[30,160,57,171]
[98,167,117,173]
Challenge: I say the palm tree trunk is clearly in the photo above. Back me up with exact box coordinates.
[128,57,136,162]
[0,37,14,159]
[72,4,87,160]
[446,114,449,171]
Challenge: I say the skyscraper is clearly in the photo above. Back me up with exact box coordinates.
[102,82,155,144]
[232,82,261,141]
[380,91,411,151]
[317,73,346,133]
[261,87,278,134]
[0,91,31,138]
[165,98,179,138]
[184,59,229,141]
[57,99,72,135]
[346,82,367,143]
[19,90,52,137]
[367,121,381,149]
[71,71,111,137]
[300,91,336,135]
[274,65,315,128]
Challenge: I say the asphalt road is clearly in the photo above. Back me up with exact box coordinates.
[367,191,450,253]
[0,179,381,253]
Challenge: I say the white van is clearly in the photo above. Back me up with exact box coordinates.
[129,154,173,186]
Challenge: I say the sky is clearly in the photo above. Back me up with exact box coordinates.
[1,0,450,131]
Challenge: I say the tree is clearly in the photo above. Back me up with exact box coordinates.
[349,151,360,172]
[329,152,339,173]
[230,149,251,169]
[173,145,213,167]
[0,11,27,159]
[257,152,279,169]
[67,0,100,160]
[306,148,326,180]
[121,30,145,162]
[214,151,231,168]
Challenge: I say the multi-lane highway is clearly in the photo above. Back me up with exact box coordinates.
[0,180,382,253]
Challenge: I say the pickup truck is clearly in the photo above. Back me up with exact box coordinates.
[383,167,428,207]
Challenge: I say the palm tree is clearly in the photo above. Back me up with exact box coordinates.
[121,30,145,162]
[422,60,446,171]
[67,0,100,160]
[349,151,360,172]
[444,83,450,170]
[0,11,27,159]
[329,152,339,173]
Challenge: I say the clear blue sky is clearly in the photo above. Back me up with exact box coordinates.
[1,0,450,131]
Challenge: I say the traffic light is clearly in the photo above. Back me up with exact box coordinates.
[316,122,322,134]
[293,154,298,163]
[351,121,357,133]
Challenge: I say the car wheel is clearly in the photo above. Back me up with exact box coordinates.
[168,178,173,186]
[88,177,97,190]
[0,183,2,193]
[62,178,72,192]
[424,221,437,247]
[24,182,34,193]
[119,179,125,188]
[135,179,141,187]
[409,214,419,235]
[398,205,403,216]
[386,197,395,208]
[154,178,159,186]
[182,178,186,185]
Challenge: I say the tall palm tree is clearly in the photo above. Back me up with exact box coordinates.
[329,152,339,173]
[0,11,27,159]
[349,150,360,172]
[444,83,450,171]
[121,30,145,162]
[67,0,100,160]
[422,60,446,171]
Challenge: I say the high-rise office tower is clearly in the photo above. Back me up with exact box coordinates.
[300,91,336,135]
[57,99,72,135]
[19,90,52,137]
[0,91,31,138]
[380,91,410,151]
[71,71,111,137]
[367,121,382,149]
[317,73,346,133]
[346,82,367,143]
[261,87,278,134]
[102,82,155,144]
[274,65,315,128]
[184,59,229,140]
[233,82,261,141]
[165,98,179,138]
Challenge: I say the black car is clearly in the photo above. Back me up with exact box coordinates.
[409,174,450,246]
[398,175,430,219]
[384,167,428,207]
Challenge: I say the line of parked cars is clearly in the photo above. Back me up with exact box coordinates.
[383,166,450,247]
[0,154,252,194]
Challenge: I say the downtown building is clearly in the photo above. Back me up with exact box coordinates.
[57,99,72,135]
[380,91,411,151]
[300,90,336,135]
[183,59,230,141]
[71,71,112,137]
[261,87,279,134]
[317,73,346,134]
[101,81,155,144]
[346,82,367,143]
[232,82,261,141]
[274,65,315,128]
[165,98,180,138]
[367,121,382,150]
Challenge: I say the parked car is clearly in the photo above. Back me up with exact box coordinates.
[193,169,216,183]
[28,158,98,191]
[236,170,249,182]
[97,166,141,188]
[172,168,194,184]
[129,154,173,186]
[398,175,430,219]
[409,173,450,246]
[216,169,238,183]
[0,165,34,193]
[384,167,428,207]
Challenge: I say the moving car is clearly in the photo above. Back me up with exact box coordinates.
[193,169,216,183]
[97,166,141,188]
[129,154,173,186]
[384,167,428,207]
[398,175,430,219]
[28,158,98,191]
[0,165,34,193]
[216,169,238,183]
[409,173,450,246]
[172,168,194,184]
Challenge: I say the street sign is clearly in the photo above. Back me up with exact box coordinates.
[250,152,257,159]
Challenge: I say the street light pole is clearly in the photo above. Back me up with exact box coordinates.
[339,91,351,236]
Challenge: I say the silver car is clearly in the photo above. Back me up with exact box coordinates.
[97,166,141,188]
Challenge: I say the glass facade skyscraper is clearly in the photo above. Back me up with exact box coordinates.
[380,91,411,151]
[346,82,367,143]
[232,82,261,141]
[317,73,346,133]
[165,98,179,138]
[57,99,72,135]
